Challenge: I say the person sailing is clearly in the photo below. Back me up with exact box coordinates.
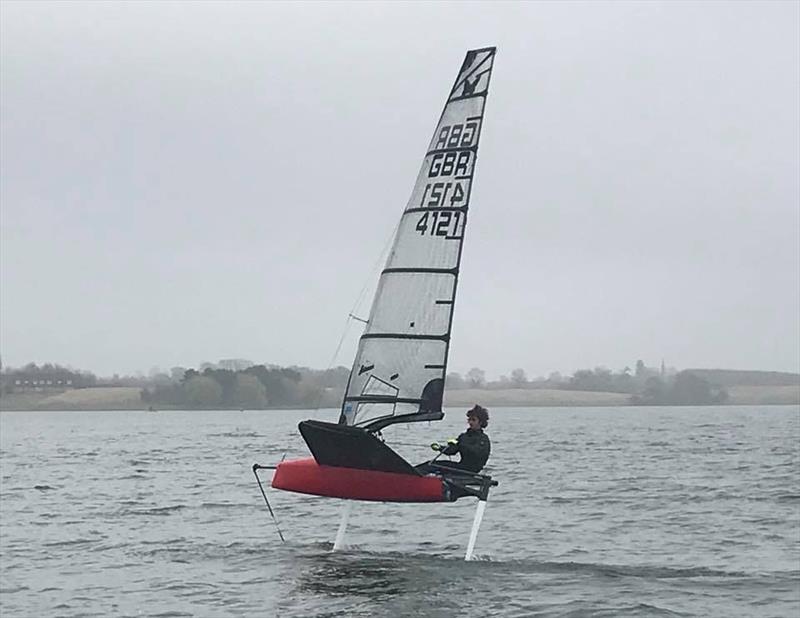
[430,405,491,473]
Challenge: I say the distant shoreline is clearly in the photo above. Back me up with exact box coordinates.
[1,385,797,411]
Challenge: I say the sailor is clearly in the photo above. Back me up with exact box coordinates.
[431,405,491,473]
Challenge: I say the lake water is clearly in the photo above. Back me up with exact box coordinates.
[1,406,798,617]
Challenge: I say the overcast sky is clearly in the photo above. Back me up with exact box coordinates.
[1,1,798,379]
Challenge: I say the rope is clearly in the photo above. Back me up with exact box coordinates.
[387,441,437,448]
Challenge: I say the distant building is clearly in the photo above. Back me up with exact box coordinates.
[2,365,91,394]
[217,359,255,371]
[10,377,74,392]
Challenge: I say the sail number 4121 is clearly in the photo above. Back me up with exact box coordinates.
[416,210,462,237]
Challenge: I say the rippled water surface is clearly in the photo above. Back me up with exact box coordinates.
[1,406,798,617]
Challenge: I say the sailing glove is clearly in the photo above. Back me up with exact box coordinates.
[442,439,459,456]
[432,439,458,453]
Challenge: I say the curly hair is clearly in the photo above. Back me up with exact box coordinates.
[467,404,489,428]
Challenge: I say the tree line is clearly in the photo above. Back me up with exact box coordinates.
[5,358,781,407]
[445,360,730,405]
[140,365,350,409]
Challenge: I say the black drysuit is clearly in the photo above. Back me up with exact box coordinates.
[440,428,491,473]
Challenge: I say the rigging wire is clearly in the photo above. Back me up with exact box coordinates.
[309,216,403,413]
[252,464,285,543]
[349,214,402,319]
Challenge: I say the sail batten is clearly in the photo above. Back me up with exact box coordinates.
[339,47,496,428]
[425,146,478,156]
[382,267,458,275]
[361,333,449,341]
[344,396,425,404]
[403,206,469,214]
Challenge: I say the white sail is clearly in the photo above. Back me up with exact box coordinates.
[340,47,496,427]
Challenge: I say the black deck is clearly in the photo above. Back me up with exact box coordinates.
[299,420,421,475]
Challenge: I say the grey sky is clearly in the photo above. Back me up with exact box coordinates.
[1,1,798,379]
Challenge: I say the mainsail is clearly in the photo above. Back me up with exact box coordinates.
[339,47,496,428]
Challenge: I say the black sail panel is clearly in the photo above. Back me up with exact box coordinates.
[340,47,496,428]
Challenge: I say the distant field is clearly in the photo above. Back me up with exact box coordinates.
[1,387,144,411]
[444,386,799,407]
[1,384,797,411]
[687,369,800,387]
[725,385,800,405]
[444,388,630,407]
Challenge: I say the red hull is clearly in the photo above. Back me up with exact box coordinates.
[272,457,446,503]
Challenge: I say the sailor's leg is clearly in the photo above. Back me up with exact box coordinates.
[464,499,487,561]
[332,501,352,552]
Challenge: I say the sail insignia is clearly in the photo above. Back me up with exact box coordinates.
[340,47,496,428]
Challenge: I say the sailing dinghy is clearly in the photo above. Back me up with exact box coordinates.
[254,47,498,559]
